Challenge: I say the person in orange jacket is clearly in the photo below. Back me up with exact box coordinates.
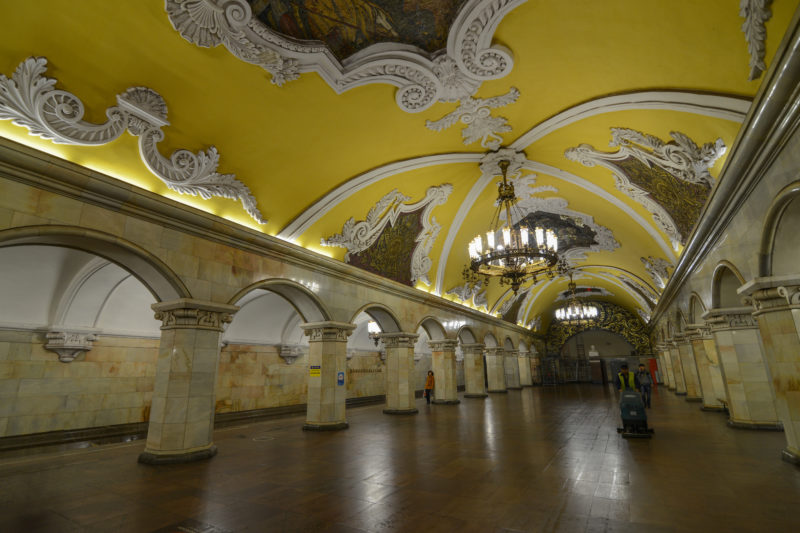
[424,370,435,404]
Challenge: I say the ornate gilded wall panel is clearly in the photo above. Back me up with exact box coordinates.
[546,301,651,356]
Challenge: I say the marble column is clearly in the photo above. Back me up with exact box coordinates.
[300,321,355,431]
[704,307,781,430]
[429,339,460,404]
[686,325,726,411]
[741,280,800,463]
[701,334,730,410]
[504,350,522,389]
[485,347,507,393]
[139,298,238,465]
[518,352,533,387]
[667,340,687,395]
[675,334,703,402]
[462,343,487,398]
[530,356,542,385]
[659,345,675,389]
[380,332,418,415]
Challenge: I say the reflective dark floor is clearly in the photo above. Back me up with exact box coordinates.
[1,384,798,532]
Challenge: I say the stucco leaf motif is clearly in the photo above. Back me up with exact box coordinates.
[321,184,453,285]
[0,57,266,224]
[641,256,674,290]
[446,279,487,309]
[426,87,519,149]
[740,0,773,81]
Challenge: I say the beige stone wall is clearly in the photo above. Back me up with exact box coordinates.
[0,330,158,437]
[346,351,385,399]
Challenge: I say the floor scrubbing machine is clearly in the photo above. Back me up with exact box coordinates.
[616,389,654,438]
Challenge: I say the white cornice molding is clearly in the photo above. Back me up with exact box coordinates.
[321,184,453,285]
[565,129,726,249]
[740,0,773,81]
[0,57,265,225]
[165,0,525,114]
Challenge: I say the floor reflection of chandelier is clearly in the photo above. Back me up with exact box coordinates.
[555,275,598,323]
[463,159,565,294]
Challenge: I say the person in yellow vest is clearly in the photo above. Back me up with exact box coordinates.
[424,370,435,404]
[615,363,640,392]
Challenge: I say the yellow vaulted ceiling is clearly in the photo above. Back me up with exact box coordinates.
[1,0,798,331]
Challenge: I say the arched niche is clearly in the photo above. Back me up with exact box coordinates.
[711,262,746,309]
[0,226,189,302]
[759,180,800,276]
[688,293,707,324]
[560,330,635,358]
[349,303,401,334]
[0,244,161,336]
[224,289,307,347]
[519,340,529,354]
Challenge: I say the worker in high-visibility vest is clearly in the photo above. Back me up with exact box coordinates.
[616,363,641,392]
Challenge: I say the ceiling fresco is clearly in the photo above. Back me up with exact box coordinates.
[1,0,799,336]
[248,0,466,60]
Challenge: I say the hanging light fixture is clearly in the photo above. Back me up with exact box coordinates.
[554,273,599,323]
[463,159,565,294]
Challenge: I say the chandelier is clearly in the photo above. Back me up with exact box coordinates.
[554,274,599,323]
[463,159,563,294]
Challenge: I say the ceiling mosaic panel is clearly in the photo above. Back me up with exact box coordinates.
[249,0,466,60]
[546,301,652,356]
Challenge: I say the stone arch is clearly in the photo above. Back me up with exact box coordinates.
[230,279,331,323]
[688,292,707,324]
[676,309,689,332]
[457,326,478,344]
[759,180,800,277]
[349,303,401,333]
[0,225,189,302]
[484,332,498,348]
[503,336,515,351]
[518,340,529,353]
[416,316,446,340]
[711,261,746,309]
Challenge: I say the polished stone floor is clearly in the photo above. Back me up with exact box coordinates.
[1,384,798,533]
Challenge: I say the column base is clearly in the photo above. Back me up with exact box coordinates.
[675,391,687,396]
[488,389,508,393]
[668,387,676,391]
[432,399,460,405]
[727,419,783,431]
[464,393,488,398]
[685,397,703,402]
[701,405,726,412]
[303,422,349,431]
[521,384,533,387]
[506,386,522,390]
[382,408,418,415]
[138,444,217,465]
[781,447,800,465]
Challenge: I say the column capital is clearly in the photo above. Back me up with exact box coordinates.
[505,349,520,357]
[685,322,713,340]
[151,298,238,331]
[703,307,758,331]
[379,332,418,348]
[484,347,502,356]
[460,343,485,355]
[428,339,458,352]
[301,321,356,342]
[739,277,800,315]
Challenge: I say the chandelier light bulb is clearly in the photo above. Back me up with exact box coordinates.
[535,227,544,248]
[520,226,529,246]
[502,227,511,247]
[486,231,495,250]
[546,229,557,251]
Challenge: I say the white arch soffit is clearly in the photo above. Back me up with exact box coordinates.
[51,256,111,326]
[435,160,677,296]
[92,273,135,328]
[277,153,484,241]
[510,91,749,150]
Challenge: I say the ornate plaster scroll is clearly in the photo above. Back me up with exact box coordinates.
[279,344,305,364]
[565,128,726,248]
[446,279,488,309]
[321,184,453,285]
[165,0,524,114]
[617,272,660,303]
[44,331,98,363]
[641,256,674,289]
[528,315,541,332]
[0,57,266,224]
[740,0,773,81]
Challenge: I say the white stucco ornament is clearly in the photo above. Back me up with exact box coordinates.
[0,57,266,225]
[740,0,773,80]
[44,331,98,363]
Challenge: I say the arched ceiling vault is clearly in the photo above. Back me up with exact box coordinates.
[1,0,798,331]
